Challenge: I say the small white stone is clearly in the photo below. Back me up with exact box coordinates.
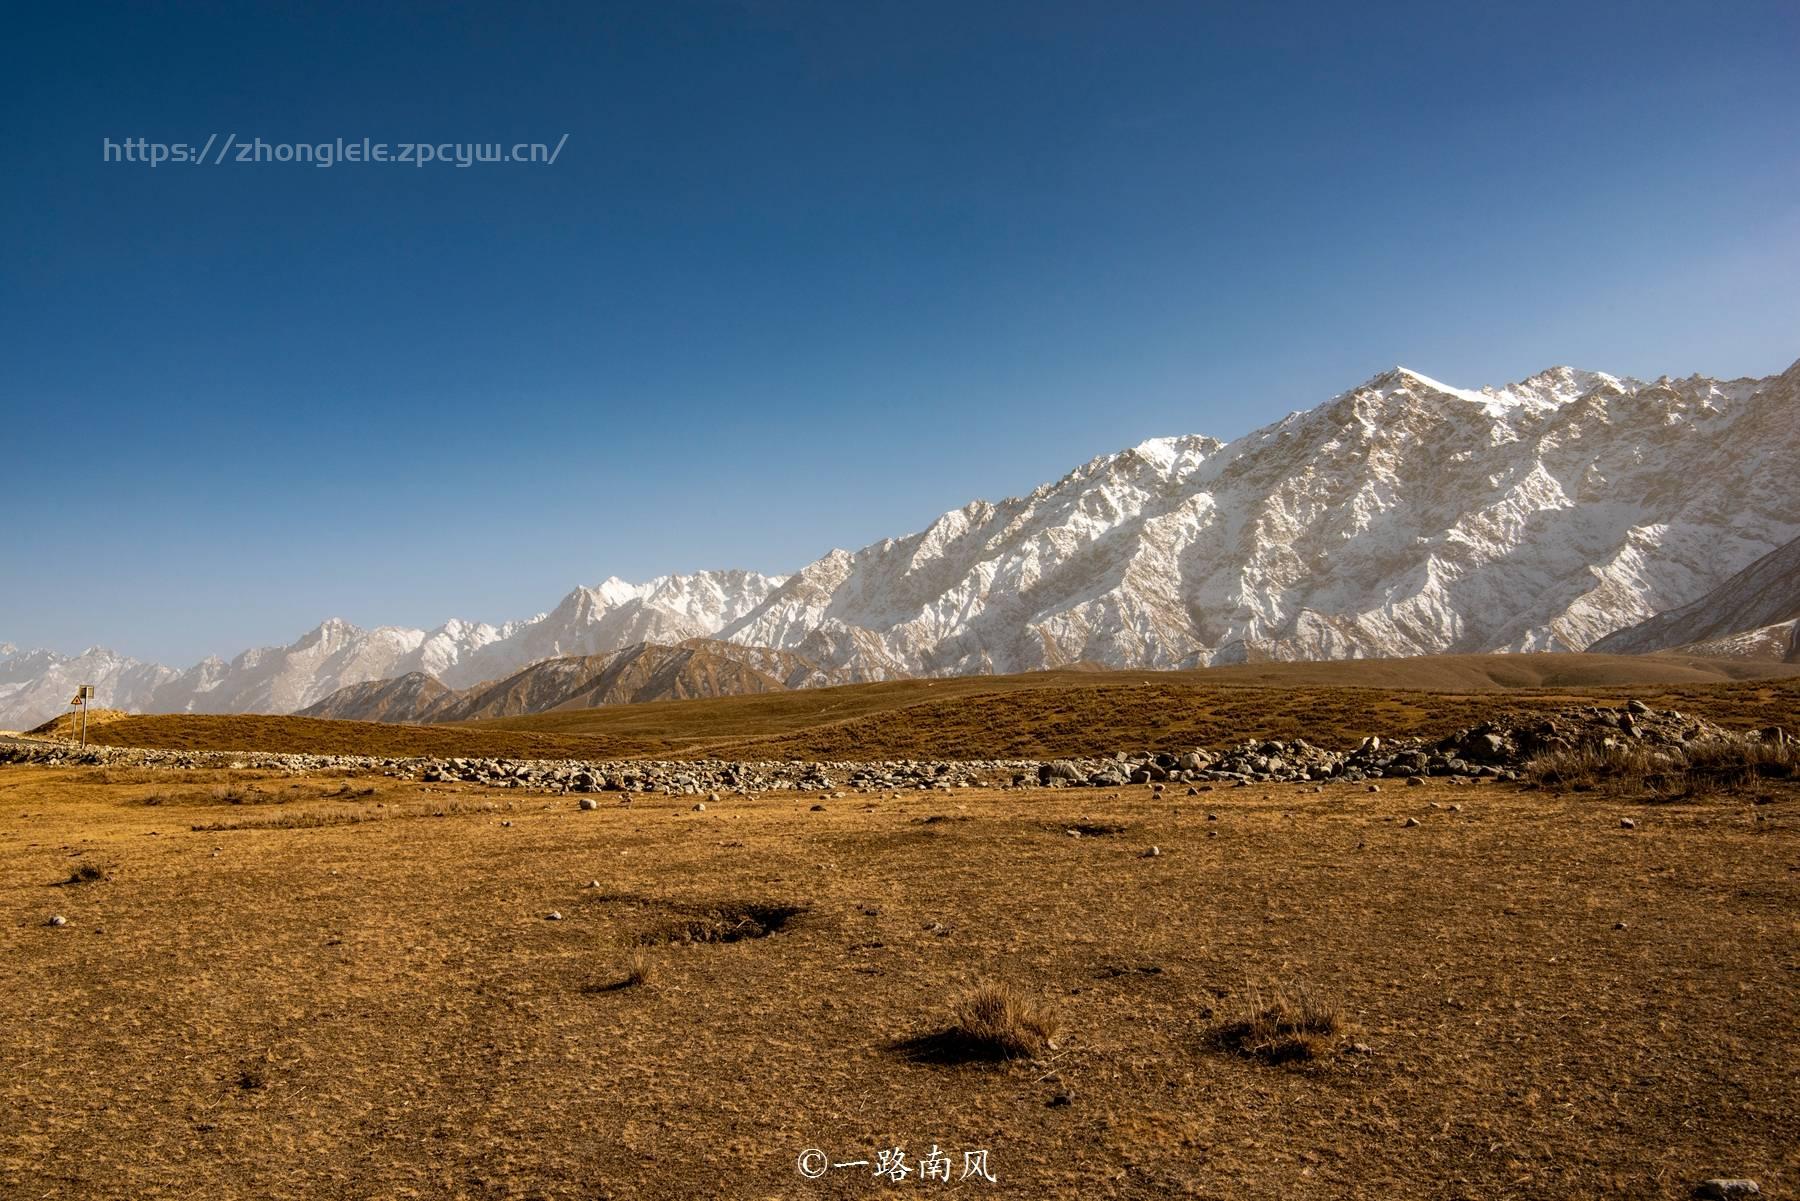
[1696,1181,1760,1201]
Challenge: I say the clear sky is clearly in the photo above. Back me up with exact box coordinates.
[3,1,1796,666]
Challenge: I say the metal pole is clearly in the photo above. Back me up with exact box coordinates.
[81,697,88,748]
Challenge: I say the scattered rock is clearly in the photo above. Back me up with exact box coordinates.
[1694,1181,1760,1200]
[544,911,564,921]
[1402,816,1420,827]
[1620,818,1637,829]
[578,797,599,811]
[1,700,1776,799]
[1141,846,1161,858]
[45,915,67,928]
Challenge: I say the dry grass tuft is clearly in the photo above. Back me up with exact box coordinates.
[1526,737,1796,797]
[1682,737,1796,788]
[60,863,107,885]
[896,980,1061,1063]
[1218,983,1348,1064]
[581,949,657,994]
[1525,743,1675,793]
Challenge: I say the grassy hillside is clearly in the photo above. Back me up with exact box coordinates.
[67,653,1800,761]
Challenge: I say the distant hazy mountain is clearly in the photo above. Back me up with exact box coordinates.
[298,639,844,722]
[1590,533,1800,661]
[0,572,781,728]
[4,359,1796,728]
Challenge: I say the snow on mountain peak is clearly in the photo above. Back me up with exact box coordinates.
[1130,434,1224,479]
[2,360,1794,727]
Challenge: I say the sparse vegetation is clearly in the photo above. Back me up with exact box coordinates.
[1683,736,1796,788]
[897,981,1061,1062]
[190,799,497,831]
[1525,736,1796,796]
[1525,742,1677,793]
[623,949,654,988]
[1218,983,1348,1064]
[619,950,655,993]
[61,863,106,885]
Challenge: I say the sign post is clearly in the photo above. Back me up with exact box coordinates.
[69,684,95,747]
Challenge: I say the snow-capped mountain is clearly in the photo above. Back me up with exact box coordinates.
[0,571,783,728]
[0,645,181,730]
[4,360,1796,729]
[717,361,1800,676]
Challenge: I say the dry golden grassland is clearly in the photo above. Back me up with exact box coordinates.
[63,655,1800,763]
[3,760,1796,1199]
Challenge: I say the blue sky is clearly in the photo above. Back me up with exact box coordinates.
[3,1,1796,666]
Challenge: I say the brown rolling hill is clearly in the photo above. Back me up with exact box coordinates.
[62,652,1800,762]
[291,672,452,723]
[24,708,134,739]
[298,639,847,723]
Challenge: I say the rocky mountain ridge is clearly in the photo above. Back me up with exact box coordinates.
[5,359,1796,728]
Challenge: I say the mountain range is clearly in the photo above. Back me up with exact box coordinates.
[297,638,848,723]
[5,359,1796,730]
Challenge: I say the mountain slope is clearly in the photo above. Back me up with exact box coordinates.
[6,359,1797,728]
[719,362,1800,676]
[297,639,846,723]
[289,672,454,723]
[1589,532,1800,660]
